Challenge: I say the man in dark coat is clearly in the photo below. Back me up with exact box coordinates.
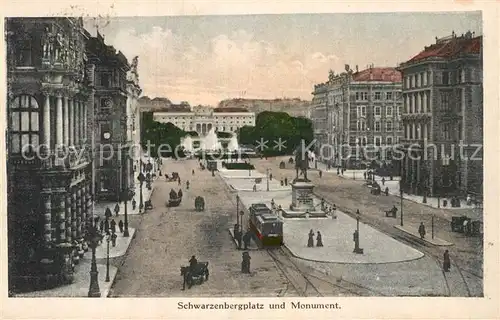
[284,177,288,186]
[114,203,120,216]
[132,198,137,210]
[110,219,116,234]
[418,222,426,239]
[243,230,251,250]
[189,255,198,274]
[118,220,124,233]
[241,252,251,274]
[443,250,451,272]
[316,231,323,247]
[105,207,112,220]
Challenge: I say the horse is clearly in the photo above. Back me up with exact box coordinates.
[180,262,209,290]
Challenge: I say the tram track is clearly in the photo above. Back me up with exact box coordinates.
[268,247,386,297]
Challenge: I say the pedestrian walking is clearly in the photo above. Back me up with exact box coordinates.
[363,172,367,180]
[105,207,112,220]
[316,231,323,247]
[110,219,117,234]
[319,170,322,178]
[307,229,314,247]
[418,222,426,239]
[178,177,181,186]
[243,230,251,250]
[337,167,340,175]
[382,177,385,185]
[385,187,389,196]
[284,177,288,186]
[111,231,117,247]
[443,250,451,272]
[253,184,257,192]
[280,179,284,186]
[104,219,110,235]
[186,180,190,190]
[192,169,195,175]
[269,173,273,180]
[132,198,137,210]
[118,220,124,233]
[114,203,120,217]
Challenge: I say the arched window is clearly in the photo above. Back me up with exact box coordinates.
[9,95,39,154]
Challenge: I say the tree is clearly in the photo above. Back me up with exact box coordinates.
[236,111,313,156]
[141,113,187,157]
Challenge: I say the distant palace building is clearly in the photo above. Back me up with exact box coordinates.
[311,65,403,167]
[397,31,483,198]
[153,107,256,135]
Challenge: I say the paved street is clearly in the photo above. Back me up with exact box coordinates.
[109,159,288,297]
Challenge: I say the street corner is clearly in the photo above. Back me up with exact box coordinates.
[283,217,424,264]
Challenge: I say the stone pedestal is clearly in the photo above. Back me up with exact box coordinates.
[291,180,315,211]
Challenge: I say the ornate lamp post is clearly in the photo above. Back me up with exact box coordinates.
[137,172,145,213]
[85,223,102,297]
[353,209,363,254]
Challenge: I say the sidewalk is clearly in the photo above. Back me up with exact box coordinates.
[394,225,453,246]
[14,261,118,298]
[94,177,157,218]
[88,228,137,259]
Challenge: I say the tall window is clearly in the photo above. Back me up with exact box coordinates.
[374,92,381,100]
[9,95,39,154]
[375,121,381,132]
[442,71,449,85]
[101,72,112,88]
[16,37,33,67]
[440,92,450,111]
[374,136,382,146]
[357,106,366,117]
[374,106,381,116]
[386,106,393,116]
[386,120,393,131]
[386,92,393,100]
[386,136,393,145]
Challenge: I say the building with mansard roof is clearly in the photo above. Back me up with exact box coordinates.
[6,17,93,292]
[397,31,483,198]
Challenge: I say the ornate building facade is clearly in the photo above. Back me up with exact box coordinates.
[6,18,93,291]
[87,32,133,201]
[398,31,483,197]
[126,56,143,182]
[312,66,403,168]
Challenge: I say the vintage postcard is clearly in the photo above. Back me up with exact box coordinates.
[1,0,499,319]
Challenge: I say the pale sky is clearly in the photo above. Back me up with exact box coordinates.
[84,12,481,105]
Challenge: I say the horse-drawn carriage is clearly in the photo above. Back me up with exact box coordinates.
[180,262,209,290]
[144,200,153,211]
[194,196,205,211]
[165,172,179,182]
[167,189,183,207]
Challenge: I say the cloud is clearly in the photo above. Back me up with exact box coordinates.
[104,26,342,105]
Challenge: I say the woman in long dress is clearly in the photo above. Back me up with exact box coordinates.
[307,229,314,247]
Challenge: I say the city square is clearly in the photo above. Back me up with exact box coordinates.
[5,13,484,300]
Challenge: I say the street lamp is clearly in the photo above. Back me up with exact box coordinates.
[400,184,404,227]
[137,172,145,213]
[353,209,363,254]
[121,188,129,237]
[105,231,110,282]
[266,168,270,192]
[85,223,102,297]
